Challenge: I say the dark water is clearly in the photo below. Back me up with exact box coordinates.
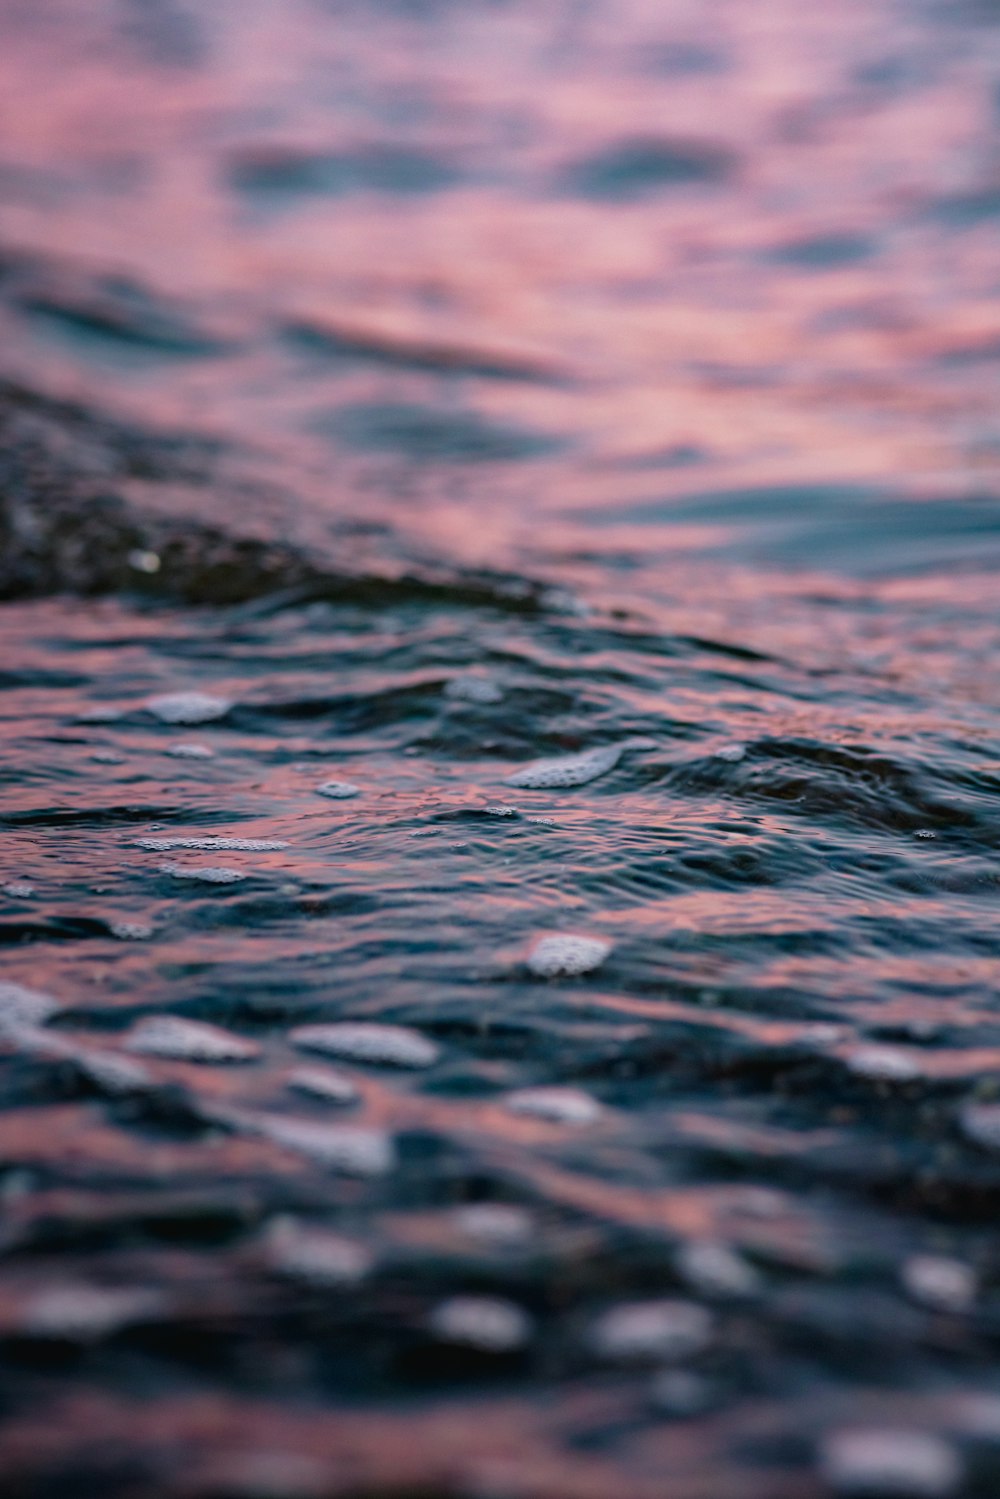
[3,3,1000,1496]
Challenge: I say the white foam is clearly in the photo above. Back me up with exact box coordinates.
[166,743,215,759]
[251,1114,395,1175]
[675,1241,760,1300]
[845,1046,922,1083]
[22,1285,163,1341]
[483,805,519,817]
[902,1255,976,1314]
[0,981,59,1030]
[429,1296,533,1353]
[445,674,504,705]
[109,920,155,941]
[124,1015,260,1063]
[264,1218,373,1286]
[290,1022,439,1069]
[287,1066,361,1105]
[315,780,361,799]
[526,933,612,978]
[2,1027,152,1095]
[713,743,747,762]
[2,883,35,898]
[590,1299,713,1363]
[76,1049,155,1094]
[160,864,248,884]
[504,744,623,789]
[452,1203,535,1246]
[138,836,288,851]
[503,1087,601,1125]
[147,691,232,724]
[960,1102,1000,1151]
[819,1429,962,1498]
[90,749,125,764]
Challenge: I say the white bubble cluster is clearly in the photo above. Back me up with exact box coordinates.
[452,1203,535,1246]
[264,1218,373,1286]
[252,1114,395,1176]
[290,1022,439,1069]
[22,1285,163,1342]
[444,673,504,705]
[675,1241,761,1300]
[0,981,59,1030]
[75,1050,155,1094]
[147,691,232,724]
[124,1015,260,1063]
[819,1429,962,1498]
[315,780,361,799]
[713,743,747,762]
[429,1296,533,1353]
[503,1086,601,1125]
[845,1046,922,1083]
[287,1066,361,1105]
[160,864,248,884]
[166,742,215,759]
[504,744,623,789]
[902,1255,976,1314]
[589,1299,713,1363]
[526,933,612,978]
[138,836,288,852]
[109,920,155,941]
[959,1102,1000,1152]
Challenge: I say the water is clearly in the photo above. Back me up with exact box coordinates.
[2,1,1000,1495]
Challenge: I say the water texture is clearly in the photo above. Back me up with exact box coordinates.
[2,2,1000,1496]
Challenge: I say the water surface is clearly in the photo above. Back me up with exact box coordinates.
[2,2,1000,1495]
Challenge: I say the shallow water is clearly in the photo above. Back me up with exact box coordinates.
[3,2,1000,1496]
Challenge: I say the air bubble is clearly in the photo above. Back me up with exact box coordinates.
[452,1203,535,1246]
[526,933,612,977]
[139,836,288,852]
[166,743,215,759]
[589,1299,713,1363]
[0,981,59,1030]
[287,1066,361,1105]
[21,1285,164,1342]
[290,1022,439,1069]
[445,674,504,705]
[124,1016,260,1063]
[901,1255,975,1314]
[504,744,624,789]
[147,691,232,724]
[251,1114,395,1175]
[316,781,360,799]
[109,921,155,940]
[846,1046,922,1083]
[264,1217,373,1285]
[503,1087,601,1125]
[675,1241,760,1300]
[75,1049,155,1095]
[160,864,248,884]
[960,1102,1000,1152]
[819,1428,962,1498]
[428,1296,533,1352]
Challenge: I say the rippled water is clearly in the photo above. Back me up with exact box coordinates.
[3,2,1000,1496]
